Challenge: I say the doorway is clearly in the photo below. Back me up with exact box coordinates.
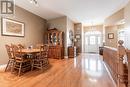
[84,31,102,53]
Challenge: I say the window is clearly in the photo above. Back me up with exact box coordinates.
[85,31,101,35]
[118,30,125,42]
[90,36,96,45]
[85,37,88,45]
[98,37,101,45]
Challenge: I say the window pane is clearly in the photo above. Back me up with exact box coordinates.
[85,37,88,45]
[90,36,96,45]
[98,37,101,44]
[119,37,125,41]
[118,30,125,42]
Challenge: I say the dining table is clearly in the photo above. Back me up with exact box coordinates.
[17,48,41,59]
[20,48,41,54]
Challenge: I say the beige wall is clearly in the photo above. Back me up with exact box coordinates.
[47,16,74,56]
[105,8,124,26]
[66,17,74,56]
[74,23,82,53]
[84,25,103,33]
[105,26,118,48]
[0,6,47,64]
[104,7,125,48]
[48,16,67,32]
[67,17,74,46]
[105,24,124,48]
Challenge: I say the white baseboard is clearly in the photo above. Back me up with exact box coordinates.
[0,64,7,72]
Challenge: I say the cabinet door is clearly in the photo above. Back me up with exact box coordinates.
[49,33,53,45]
[53,32,57,45]
[55,47,59,59]
[58,47,61,58]
[54,47,56,58]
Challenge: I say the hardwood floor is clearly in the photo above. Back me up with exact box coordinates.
[0,53,115,87]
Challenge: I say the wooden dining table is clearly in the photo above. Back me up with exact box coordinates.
[17,48,41,59]
[20,48,41,54]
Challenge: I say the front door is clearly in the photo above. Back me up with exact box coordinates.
[85,31,102,53]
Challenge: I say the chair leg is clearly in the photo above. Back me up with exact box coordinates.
[10,60,14,73]
[5,60,10,72]
[40,61,43,70]
[46,58,49,65]
[31,60,34,71]
[12,61,16,74]
[44,58,49,67]
[18,62,22,76]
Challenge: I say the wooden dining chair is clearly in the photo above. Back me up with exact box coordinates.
[36,43,43,49]
[11,44,31,76]
[31,45,49,71]
[42,44,49,65]
[18,44,25,49]
[18,43,31,58]
[5,44,15,72]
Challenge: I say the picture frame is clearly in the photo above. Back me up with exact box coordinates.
[1,18,25,37]
[69,30,74,41]
[108,33,114,39]
[75,31,81,34]
[75,34,81,39]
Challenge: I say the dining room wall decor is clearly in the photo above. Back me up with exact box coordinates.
[0,6,47,64]
[1,18,25,37]
[108,33,114,39]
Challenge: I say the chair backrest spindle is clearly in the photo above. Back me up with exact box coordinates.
[5,44,14,59]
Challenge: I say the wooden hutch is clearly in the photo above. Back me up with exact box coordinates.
[46,28,64,59]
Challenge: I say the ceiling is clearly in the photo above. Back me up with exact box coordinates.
[15,0,129,25]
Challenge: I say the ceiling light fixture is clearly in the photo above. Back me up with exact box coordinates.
[29,0,38,6]
[34,0,38,4]
[30,0,33,3]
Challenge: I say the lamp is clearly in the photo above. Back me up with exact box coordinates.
[74,38,77,42]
